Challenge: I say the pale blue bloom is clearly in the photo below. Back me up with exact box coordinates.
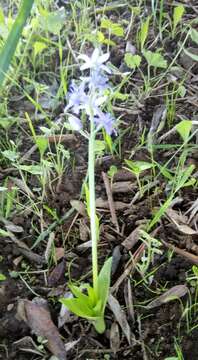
[65,48,115,135]
[87,70,109,91]
[65,80,87,114]
[68,115,82,131]
[78,48,111,73]
[94,111,115,135]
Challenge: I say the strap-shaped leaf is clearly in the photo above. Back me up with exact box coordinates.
[60,297,100,320]
[98,257,112,313]
[0,0,34,87]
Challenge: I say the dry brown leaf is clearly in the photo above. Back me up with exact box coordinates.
[146,285,188,309]
[18,299,67,360]
[70,200,86,216]
[10,177,35,199]
[48,258,66,287]
[174,223,197,235]
[108,294,131,345]
[55,247,65,261]
[110,322,120,354]
[112,181,134,193]
[5,223,24,233]
[122,226,141,250]
[96,197,129,210]
[166,208,197,234]
[166,208,188,224]
[79,219,89,241]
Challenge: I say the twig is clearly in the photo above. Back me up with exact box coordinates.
[111,243,145,293]
[32,207,75,249]
[102,172,119,232]
[161,240,198,265]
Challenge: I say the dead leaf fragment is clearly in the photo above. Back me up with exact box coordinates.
[48,258,66,287]
[146,285,188,309]
[108,294,131,345]
[122,226,141,250]
[166,208,197,234]
[110,322,120,354]
[112,181,134,193]
[18,299,67,360]
[96,197,129,210]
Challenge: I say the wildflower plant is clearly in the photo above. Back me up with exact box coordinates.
[60,48,115,333]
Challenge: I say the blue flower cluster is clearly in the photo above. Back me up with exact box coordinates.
[65,49,115,135]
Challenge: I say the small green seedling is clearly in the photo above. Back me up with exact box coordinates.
[175,120,192,143]
[107,165,118,187]
[0,273,6,281]
[124,159,153,196]
[172,4,185,38]
[124,53,142,70]
[139,16,150,51]
[60,257,112,333]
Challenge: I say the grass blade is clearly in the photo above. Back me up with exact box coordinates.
[0,0,34,87]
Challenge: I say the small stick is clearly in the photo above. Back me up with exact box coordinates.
[102,172,119,233]
[111,243,145,292]
[162,240,198,265]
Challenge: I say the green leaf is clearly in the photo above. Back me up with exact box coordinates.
[17,164,43,175]
[124,53,141,69]
[173,5,185,35]
[192,266,198,277]
[107,165,118,179]
[143,50,167,68]
[177,84,186,98]
[175,164,195,193]
[0,228,11,237]
[94,140,106,155]
[98,257,112,313]
[36,136,48,157]
[190,28,198,45]
[0,0,34,87]
[175,120,192,143]
[69,284,94,307]
[124,160,153,176]
[148,195,173,231]
[96,31,115,46]
[60,297,98,320]
[155,162,173,181]
[183,48,198,62]
[0,118,17,129]
[0,273,6,281]
[101,19,124,37]
[139,16,150,50]
[84,182,90,217]
[39,8,66,35]
[2,150,18,162]
[33,41,47,57]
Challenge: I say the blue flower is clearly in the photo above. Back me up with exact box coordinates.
[78,48,111,74]
[87,70,109,91]
[65,80,88,114]
[94,111,115,135]
[68,115,82,131]
[64,48,116,135]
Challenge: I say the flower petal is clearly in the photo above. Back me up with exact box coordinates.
[91,48,100,63]
[98,52,110,64]
[68,115,82,131]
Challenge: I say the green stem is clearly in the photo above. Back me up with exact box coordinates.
[0,0,34,87]
[88,117,98,296]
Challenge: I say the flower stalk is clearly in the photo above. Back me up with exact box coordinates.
[60,48,114,333]
[88,115,98,296]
